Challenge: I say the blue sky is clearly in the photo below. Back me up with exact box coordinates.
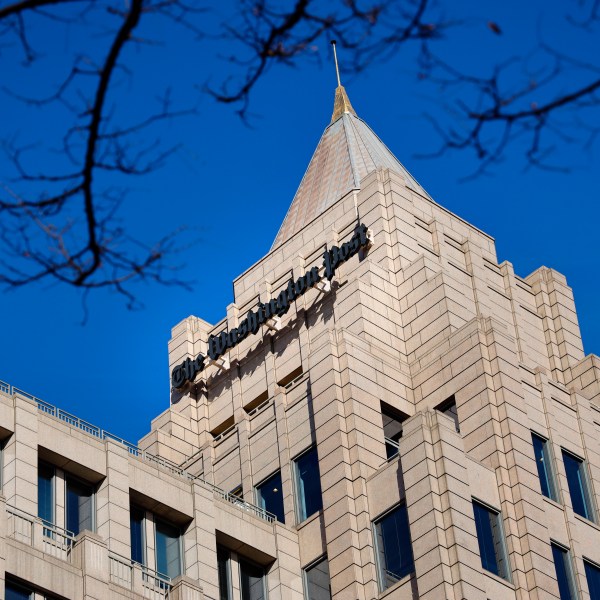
[0,0,598,445]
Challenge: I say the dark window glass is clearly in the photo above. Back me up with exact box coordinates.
[256,471,285,523]
[551,543,577,600]
[563,450,594,521]
[305,557,332,600]
[532,433,558,501]
[38,462,54,526]
[66,477,94,535]
[240,559,265,600]
[6,581,32,600]
[374,504,414,590]
[130,506,145,565]
[155,519,181,579]
[217,546,231,600]
[585,560,600,600]
[435,397,459,432]
[295,447,323,521]
[472,501,510,580]
[381,407,406,460]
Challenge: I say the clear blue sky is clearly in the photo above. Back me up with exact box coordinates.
[0,0,598,445]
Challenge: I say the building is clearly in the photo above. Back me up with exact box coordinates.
[1,75,600,600]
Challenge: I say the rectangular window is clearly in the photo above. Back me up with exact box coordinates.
[294,447,323,522]
[66,476,94,535]
[6,580,33,600]
[472,500,510,580]
[584,559,600,599]
[240,559,266,600]
[435,396,460,432]
[130,506,145,565]
[381,405,407,460]
[217,546,232,600]
[304,556,332,600]
[562,450,594,521]
[551,543,577,600]
[373,504,414,590]
[38,462,54,527]
[532,433,558,501]
[255,471,285,523]
[155,518,182,580]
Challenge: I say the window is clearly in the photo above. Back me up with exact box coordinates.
[294,447,323,522]
[551,543,578,600]
[381,404,407,460]
[562,450,595,521]
[66,476,94,535]
[240,559,266,600]
[435,396,459,432]
[38,462,54,528]
[585,559,600,600]
[304,556,332,600]
[472,500,510,581]
[38,461,95,537]
[130,506,183,580]
[6,580,32,600]
[156,519,182,579]
[5,579,58,600]
[130,506,145,565]
[532,433,558,501]
[217,546,232,600]
[255,471,285,523]
[373,504,414,590]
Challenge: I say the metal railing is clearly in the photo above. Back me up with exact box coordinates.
[1,379,276,525]
[6,505,75,562]
[109,553,172,599]
[202,480,276,523]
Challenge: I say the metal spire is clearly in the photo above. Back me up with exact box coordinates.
[331,40,342,87]
[329,40,356,123]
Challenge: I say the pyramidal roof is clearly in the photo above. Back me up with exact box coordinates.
[272,85,432,248]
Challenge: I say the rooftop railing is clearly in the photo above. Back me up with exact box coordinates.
[1,378,276,525]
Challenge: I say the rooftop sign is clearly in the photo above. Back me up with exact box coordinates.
[171,224,372,389]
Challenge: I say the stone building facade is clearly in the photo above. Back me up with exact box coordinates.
[1,83,600,600]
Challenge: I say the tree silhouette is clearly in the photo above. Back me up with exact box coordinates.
[0,0,598,300]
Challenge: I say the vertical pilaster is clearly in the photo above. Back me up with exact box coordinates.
[401,411,487,600]
[0,493,6,600]
[96,438,131,557]
[266,523,303,600]
[185,481,219,598]
[3,395,38,515]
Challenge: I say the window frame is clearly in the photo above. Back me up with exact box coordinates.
[38,461,56,528]
[471,498,511,582]
[255,470,285,523]
[239,556,268,600]
[130,505,147,566]
[154,516,184,581]
[372,502,415,592]
[130,506,184,581]
[217,546,233,600]
[561,448,595,522]
[584,557,600,599]
[293,445,323,523]
[550,541,579,600]
[5,578,34,600]
[64,472,96,535]
[531,431,559,502]
[302,555,331,600]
